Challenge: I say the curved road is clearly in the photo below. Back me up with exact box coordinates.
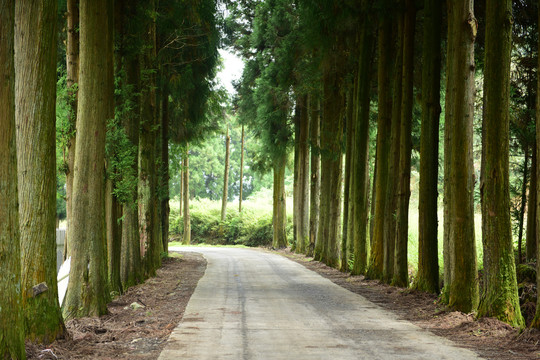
[159,247,480,360]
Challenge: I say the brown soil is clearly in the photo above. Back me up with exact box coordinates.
[27,248,540,360]
[26,252,206,360]
[273,248,540,360]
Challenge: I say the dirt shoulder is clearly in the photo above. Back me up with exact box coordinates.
[27,252,207,360]
[271,248,540,360]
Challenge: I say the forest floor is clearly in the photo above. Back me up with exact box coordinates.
[27,247,540,359]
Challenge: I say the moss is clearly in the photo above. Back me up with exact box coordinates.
[516,263,536,284]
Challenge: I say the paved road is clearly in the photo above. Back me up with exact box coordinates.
[159,247,481,360]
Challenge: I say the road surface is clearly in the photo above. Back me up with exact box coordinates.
[159,247,480,360]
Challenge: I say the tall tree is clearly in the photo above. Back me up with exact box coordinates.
[478,0,524,328]
[526,143,537,261]
[444,0,479,313]
[0,0,25,355]
[534,0,540,328]
[308,95,320,256]
[414,0,441,294]
[182,144,191,245]
[239,124,245,212]
[221,126,231,222]
[295,96,310,254]
[15,0,66,341]
[63,0,112,318]
[161,79,170,254]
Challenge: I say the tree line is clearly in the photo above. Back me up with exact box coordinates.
[228,0,540,330]
[0,0,219,357]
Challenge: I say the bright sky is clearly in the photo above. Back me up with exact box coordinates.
[217,49,244,96]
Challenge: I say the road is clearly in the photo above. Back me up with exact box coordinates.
[159,247,481,360]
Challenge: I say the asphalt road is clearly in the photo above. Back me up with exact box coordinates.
[159,247,481,360]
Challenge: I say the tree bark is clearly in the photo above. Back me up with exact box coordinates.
[106,180,122,295]
[351,2,375,275]
[308,95,320,257]
[478,0,524,328]
[518,147,529,264]
[414,0,441,294]
[445,0,479,313]
[15,0,66,341]
[296,95,310,255]
[272,154,288,249]
[534,0,540,327]
[0,0,25,355]
[393,0,416,288]
[367,8,393,280]
[161,81,170,255]
[526,142,537,261]
[221,126,231,222]
[182,145,191,245]
[341,88,354,271]
[63,0,112,319]
[239,124,245,213]
[64,0,80,260]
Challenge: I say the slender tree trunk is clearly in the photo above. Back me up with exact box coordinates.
[63,0,112,319]
[0,0,25,355]
[414,0,441,294]
[64,0,80,260]
[161,82,170,255]
[15,0,66,341]
[534,1,540,328]
[526,142,537,261]
[518,147,529,264]
[221,126,231,222]
[182,144,191,245]
[296,95,310,254]
[478,0,524,328]
[445,0,479,313]
[239,124,245,213]
[393,0,416,288]
[308,95,320,257]
[272,154,288,249]
[351,3,375,275]
[341,88,354,271]
[293,108,299,250]
[367,8,393,280]
[106,180,122,294]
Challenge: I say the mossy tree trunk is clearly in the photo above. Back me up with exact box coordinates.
[414,0,441,294]
[393,0,416,288]
[308,95,320,257]
[63,0,112,319]
[15,0,66,341]
[182,144,191,245]
[526,142,537,261]
[296,95,310,255]
[64,0,79,260]
[351,1,374,275]
[367,7,393,280]
[445,0,479,313]
[478,0,524,328]
[221,126,230,222]
[272,154,288,249]
[0,0,25,356]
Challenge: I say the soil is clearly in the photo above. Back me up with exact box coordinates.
[27,248,540,359]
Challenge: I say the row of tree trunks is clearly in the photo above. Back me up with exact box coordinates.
[0,0,26,355]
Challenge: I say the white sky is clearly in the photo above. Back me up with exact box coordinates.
[217,49,244,96]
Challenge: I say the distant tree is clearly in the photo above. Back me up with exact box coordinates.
[221,126,231,222]
[0,0,25,356]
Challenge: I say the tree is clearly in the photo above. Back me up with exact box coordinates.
[478,0,524,328]
[221,126,231,222]
[182,144,191,245]
[239,124,245,212]
[414,0,441,294]
[15,0,66,341]
[0,0,25,356]
[295,96,310,254]
[444,0,479,313]
[308,95,320,257]
[63,0,112,318]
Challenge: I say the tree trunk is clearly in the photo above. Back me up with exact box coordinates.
[221,126,230,222]
[0,0,25,355]
[367,9,393,280]
[106,180,122,294]
[393,0,416,288]
[272,154,288,249]
[534,0,540,328]
[293,108,299,251]
[296,95,310,255]
[478,0,524,327]
[445,0,479,313]
[341,88,354,271]
[15,0,66,341]
[182,144,191,245]
[239,124,245,213]
[308,95,320,257]
[351,3,375,275]
[161,81,170,255]
[63,0,112,319]
[64,0,80,261]
[526,142,537,261]
[518,147,529,264]
[414,0,441,294]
